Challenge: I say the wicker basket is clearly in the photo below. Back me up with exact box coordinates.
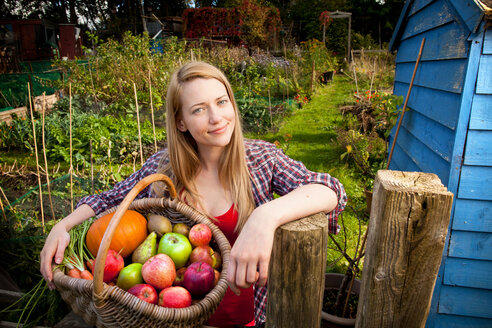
[53,174,231,327]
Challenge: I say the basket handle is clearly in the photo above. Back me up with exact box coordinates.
[93,173,177,298]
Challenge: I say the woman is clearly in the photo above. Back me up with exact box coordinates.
[40,61,347,327]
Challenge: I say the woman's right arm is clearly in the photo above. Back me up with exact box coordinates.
[40,204,95,289]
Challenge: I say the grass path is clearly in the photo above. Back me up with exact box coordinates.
[247,75,368,273]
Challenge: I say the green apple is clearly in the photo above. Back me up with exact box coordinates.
[158,232,192,269]
[116,263,144,291]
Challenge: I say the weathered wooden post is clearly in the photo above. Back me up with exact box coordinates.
[355,170,453,328]
[266,212,327,328]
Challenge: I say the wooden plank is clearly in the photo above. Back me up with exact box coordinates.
[396,22,468,63]
[394,59,466,93]
[409,0,434,16]
[432,313,492,327]
[394,83,460,130]
[448,230,492,260]
[355,171,453,328]
[400,109,454,162]
[438,285,492,318]
[458,166,492,200]
[448,0,484,34]
[443,257,492,289]
[483,29,492,55]
[392,124,451,185]
[402,0,455,40]
[469,94,492,130]
[476,55,492,94]
[464,130,492,165]
[453,198,492,232]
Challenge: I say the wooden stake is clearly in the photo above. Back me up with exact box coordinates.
[353,65,359,95]
[41,93,56,221]
[387,38,425,169]
[28,82,45,230]
[69,82,74,212]
[0,190,7,221]
[266,213,328,327]
[268,87,272,127]
[90,139,94,194]
[149,69,157,152]
[133,82,144,166]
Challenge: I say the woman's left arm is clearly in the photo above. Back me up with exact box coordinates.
[227,183,337,295]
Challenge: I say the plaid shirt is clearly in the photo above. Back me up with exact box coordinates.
[78,138,347,324]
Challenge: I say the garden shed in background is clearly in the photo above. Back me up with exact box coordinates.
[388,0,492,327]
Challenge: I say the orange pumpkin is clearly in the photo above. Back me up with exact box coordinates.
[86,210,148,258]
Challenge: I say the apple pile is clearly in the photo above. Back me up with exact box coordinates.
[88,215,222,309]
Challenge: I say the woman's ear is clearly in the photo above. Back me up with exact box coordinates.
[177,119,187,132]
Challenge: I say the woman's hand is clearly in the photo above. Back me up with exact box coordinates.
[39,204,95,289]
[40,221,70,289]
[227,206,275,295]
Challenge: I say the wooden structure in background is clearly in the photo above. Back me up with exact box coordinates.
[388,0,492,326]
[355,170,453,328]
[266,213,327,327]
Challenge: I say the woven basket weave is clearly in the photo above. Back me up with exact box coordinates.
[53,174,231,327]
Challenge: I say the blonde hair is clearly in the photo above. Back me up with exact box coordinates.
[155,61,255,232]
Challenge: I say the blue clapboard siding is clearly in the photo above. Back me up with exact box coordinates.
[464,131,492,166]
[448,0,485,33]
[458,166,492,200]
[453,199,492,232]
[386,141,421,172]
[484,29,492,55]
[401,0,454,40]
[469,95,492,130]
[438,285,492,319]
[391,124,450,183]
[433,313,492,328]
[395,22,469,63]
[400,109,454,162]
[448,230,492,261]
[409,0,433,16]
[394,83,460,130]
[475,55,492,94]
[443,257,492,289]
[394,59,466,93]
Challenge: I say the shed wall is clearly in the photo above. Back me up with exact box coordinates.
[389,0,492,326]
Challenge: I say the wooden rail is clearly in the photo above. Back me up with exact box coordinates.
[266,212,328,327]
[355,170,453,328]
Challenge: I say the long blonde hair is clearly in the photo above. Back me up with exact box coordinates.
[155,61,255,232]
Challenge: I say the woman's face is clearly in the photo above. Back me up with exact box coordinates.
[177,77,236,152]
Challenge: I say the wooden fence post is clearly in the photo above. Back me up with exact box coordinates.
[355,170,453,328]
[266,212,327,328]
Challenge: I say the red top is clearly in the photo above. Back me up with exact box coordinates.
[206,204,255,327]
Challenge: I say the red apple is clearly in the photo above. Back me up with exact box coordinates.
[174,267,187,287]
[102,249,124,283]
[158,286,192,308]
[189,245,213,266]
[183,261,215,297]
[188,224,212,247]
[142,254,176,290]
[127,283,158,304]
[173,223,191,237]
[214,269,220,286]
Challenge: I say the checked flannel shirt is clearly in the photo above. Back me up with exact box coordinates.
[78,138,347,325]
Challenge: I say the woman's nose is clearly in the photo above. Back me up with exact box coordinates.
[208,105,221,123]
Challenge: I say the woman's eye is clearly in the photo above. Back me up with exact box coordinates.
[218,99,228,105]
[192,107,203,114]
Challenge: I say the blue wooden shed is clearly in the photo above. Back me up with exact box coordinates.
[388,0,492,326]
